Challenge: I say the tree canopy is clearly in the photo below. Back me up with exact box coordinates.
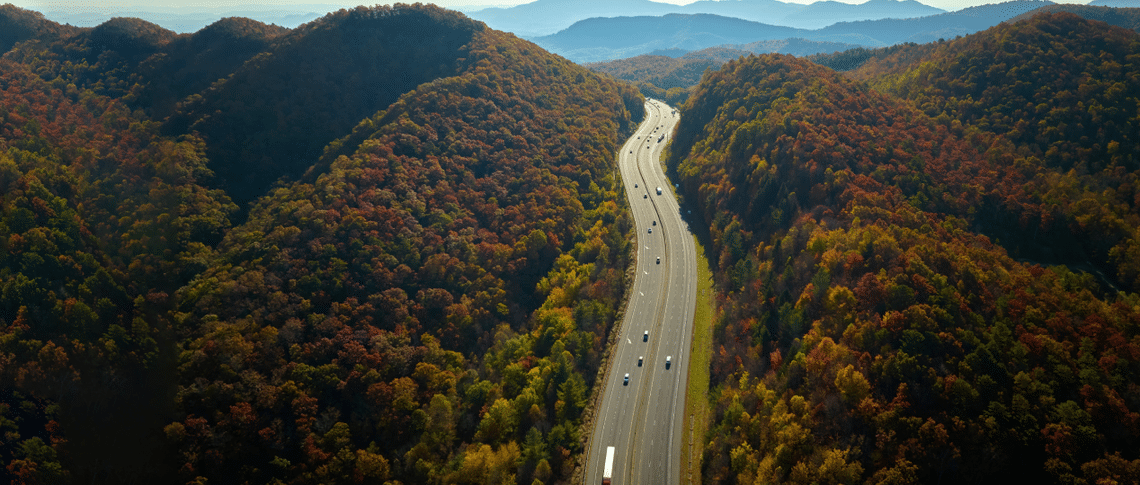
[0,3,643,483]
[669,15,1140,482]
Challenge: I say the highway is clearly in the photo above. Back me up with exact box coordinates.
[585,99,696,485]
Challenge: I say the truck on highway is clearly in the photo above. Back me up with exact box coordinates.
[603,446,615,484]
[656,186,662,195]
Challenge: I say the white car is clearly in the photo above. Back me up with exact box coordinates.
[666,356,672,369]
[624,373,630,385]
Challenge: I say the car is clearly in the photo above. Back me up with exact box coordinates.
[666,356,671,369]
[624,373,630,385]
[643,331,649,342]
[634,183,638,188]
[630,150,632,153]
[652,220,656,226]
[643,194,647,199]
[648,227,652,234]
[638,356,643,367]
[656,256,660,264]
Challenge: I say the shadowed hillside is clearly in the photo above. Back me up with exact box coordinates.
[163,6,487,206]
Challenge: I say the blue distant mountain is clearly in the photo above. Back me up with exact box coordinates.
[1089,0,1140,6]
[812,0,1055,45]
[532,0,1054,62]
[534,13,800,56]
[784,0,945,29]
[34,4,328,33]
[466,0,946,37]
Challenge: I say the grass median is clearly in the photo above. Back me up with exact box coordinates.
[681,236,715,484]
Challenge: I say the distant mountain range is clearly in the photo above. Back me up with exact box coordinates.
[585,40,859,101]
[465,0,945,37]
[533,0,1055,62]
[31,4,329,33]
[1089,0,1140,6]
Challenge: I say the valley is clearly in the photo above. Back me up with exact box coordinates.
[2,1,1140,484]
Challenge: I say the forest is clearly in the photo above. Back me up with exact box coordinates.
[0,3,644,483]
[586,53,711,106]
[667,11,1140,484]
[7,1,1140,483]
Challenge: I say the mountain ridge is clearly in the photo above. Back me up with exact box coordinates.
[466,0,945,36]
[532,0,1053,62]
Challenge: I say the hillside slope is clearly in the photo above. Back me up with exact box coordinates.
[1010,4,1140,31]
[163,6,487,206]
[668,47,1140,485]
[0,4,644,483]
[0,51,236,483]
[1,13,284,121]
[0,3,80,52]
[3,5,487,208]
[165,19,643,484]
[853,12,1140,293]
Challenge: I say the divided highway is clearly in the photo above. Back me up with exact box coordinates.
[585,100,696,485]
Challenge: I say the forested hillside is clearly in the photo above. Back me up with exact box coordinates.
[0,47,237,482]
[586,39,859,103]
[586,52,721,106]
[0,3,643,483]
[163,7,488,205]
[1010,4,1140,31]
[668,13,1140,483]
[853,12,1140,293]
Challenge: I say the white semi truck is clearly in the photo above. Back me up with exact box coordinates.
[602,446,615,484]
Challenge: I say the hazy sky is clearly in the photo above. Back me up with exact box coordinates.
[12,0,1094,15]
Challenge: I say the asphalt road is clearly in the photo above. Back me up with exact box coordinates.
[585,99,696,485]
